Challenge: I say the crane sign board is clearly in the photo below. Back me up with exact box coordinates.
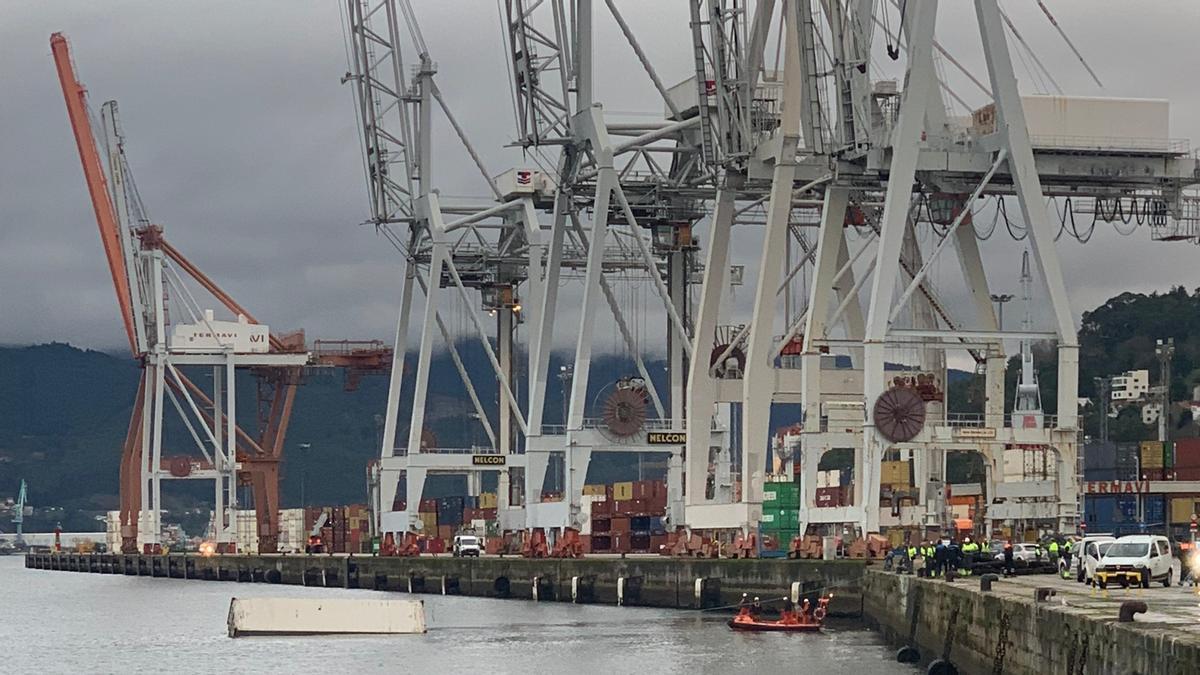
[170,309,270,354]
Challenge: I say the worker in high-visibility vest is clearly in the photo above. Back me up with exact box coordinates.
[1048,538,1060,564]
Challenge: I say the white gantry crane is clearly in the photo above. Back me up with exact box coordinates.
[355,1,1200,546]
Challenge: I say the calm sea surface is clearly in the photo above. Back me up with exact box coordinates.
[2,556,915,674]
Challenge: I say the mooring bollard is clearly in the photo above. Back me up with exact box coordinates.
[896,646,920,664]
[1118,600,1147,622]
[979,573,1000,592]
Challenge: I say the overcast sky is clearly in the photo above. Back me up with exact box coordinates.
[2,1,1198,358]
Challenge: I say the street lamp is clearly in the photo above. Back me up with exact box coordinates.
[298,443,312,507]
[990,293,1014,330]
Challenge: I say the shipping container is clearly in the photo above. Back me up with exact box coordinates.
[973,96,1171,151]
[1170,497,1197,524]
[591,499,612,517]
[582,484,607,497]
[1083,467,1118,481]
[815,486,846,508]
[1141,441,1164,469]
[610,515,631,534]
[437,497,465,526]
[630,533,652,552]
[1141,468,1165,481]
[1177,467,1200,481]
[1083,441,1117,471]
[1145,495,1166,526]
[419,499,438,513]
[1176,438,1200,468]
[763,483,799,508]
[613,481,635,501]
[630,515,653,532]
[590,534,612,552]
[1164,441,1176,468]
[591,517,611,534]
[479,492,498,509]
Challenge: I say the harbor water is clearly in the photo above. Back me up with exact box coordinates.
[2,557,914,674]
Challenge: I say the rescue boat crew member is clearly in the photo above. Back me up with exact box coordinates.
[736,592,751,618]
[779,598,798,625]
[751,596,763,619]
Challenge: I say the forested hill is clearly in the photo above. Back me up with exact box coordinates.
[4,287,1197,513]
[0,342,681,513]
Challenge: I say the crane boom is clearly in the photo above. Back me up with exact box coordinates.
[14,480,27,540]
[50,33,138,356]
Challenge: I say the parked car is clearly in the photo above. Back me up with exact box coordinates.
[993,542,1043,563]
[1098,534,1180,588]
[452,534,481,558]
[1072,535,1116,584]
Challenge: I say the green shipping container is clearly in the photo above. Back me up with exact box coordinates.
[1165,441,1175,468]
[763,484,800,508]
[763,508,799,529]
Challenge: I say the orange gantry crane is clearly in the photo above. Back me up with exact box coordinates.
[51,33,389,553]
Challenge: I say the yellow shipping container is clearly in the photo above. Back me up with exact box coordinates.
[479,492,497,509]
[1141,440,1164,469]
[881,461,910,486]
[613,481,634,501]
[582,485,607,496]
[1170,497,1196,524]
[416,512,437,534]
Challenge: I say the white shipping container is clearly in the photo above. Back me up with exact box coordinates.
[236,510,258,554]
[277,508,307,552]
[973,95,1170,151]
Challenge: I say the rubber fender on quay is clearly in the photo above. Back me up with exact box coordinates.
[896,646,920,664]
[926,658,958,675]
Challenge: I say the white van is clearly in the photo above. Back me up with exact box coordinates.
[1073,535,1116,584]
[1098,534,1180,588]
[452,534,481,558]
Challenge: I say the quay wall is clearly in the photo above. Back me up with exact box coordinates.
[23,552,865,614]
[861,568,1200,675]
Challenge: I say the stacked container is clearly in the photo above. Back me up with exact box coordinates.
[1175,439,1200,481]
[761,477,800,554]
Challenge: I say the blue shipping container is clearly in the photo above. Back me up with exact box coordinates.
[1084,467,1118,481]
[1144,495,1166,526]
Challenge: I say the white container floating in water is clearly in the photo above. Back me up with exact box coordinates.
[227,597,427,637]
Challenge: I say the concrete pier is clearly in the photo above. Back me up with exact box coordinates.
[24,552,865,615]
[863,568,1200,674]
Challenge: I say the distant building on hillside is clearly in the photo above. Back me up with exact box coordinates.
[1112,370,1150,401]
[1142,402,1162,426]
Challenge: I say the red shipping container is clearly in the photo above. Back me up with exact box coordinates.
[590,534,612,552]
[610,515,632,534]
[610,533,631,553]
[438,525,454,540]
[650,533,668,552]
[815,486,845,507]
[1176,466,1200,481]
[618,498,648,515]
[1141,468,1165,481]
[420,499,438,513]
[591,499,612,516]
[1176,439,1200,468]
[479,508,497,520]
[591,517,611,533]
[579,534,592,554]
